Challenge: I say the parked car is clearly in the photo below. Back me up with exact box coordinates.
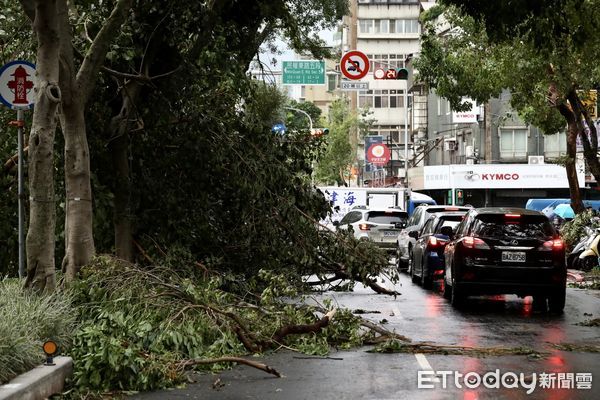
[396,205,472,271]
[335,207,408,252]
[410,212,467,288]
[442,208,566,312]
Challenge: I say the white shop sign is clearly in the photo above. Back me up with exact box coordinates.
[418,164,584,190]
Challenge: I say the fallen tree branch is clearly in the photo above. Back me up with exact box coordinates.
[272,309,337,344]
[178,357,282,378]
[133,239,154,264]
[359,320,411,343]
[368,339,546,358]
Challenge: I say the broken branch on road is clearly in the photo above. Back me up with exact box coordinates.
[178,357,282,378]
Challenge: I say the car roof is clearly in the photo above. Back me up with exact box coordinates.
[429,211,468,219]
[420,205,472,212]
[472,207,545,216]
[366,208,408,215]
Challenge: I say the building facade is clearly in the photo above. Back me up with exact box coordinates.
[344,0,423,183]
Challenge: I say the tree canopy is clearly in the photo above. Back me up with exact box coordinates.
[416,0,600,212]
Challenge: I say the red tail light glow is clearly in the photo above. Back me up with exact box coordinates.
[505,214,521,218]
[359,223,371,231]
[462,236,490,249]
[543,239,564,251]
[428,236,439,247]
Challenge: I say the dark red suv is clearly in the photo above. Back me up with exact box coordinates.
[443,208,566,312]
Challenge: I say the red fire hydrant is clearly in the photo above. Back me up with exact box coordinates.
[7,66,34,105]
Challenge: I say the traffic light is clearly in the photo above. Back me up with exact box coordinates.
[310,128,329,137]
[455,189,464,205]
[396,68,408,80]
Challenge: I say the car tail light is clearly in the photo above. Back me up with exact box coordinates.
[505,214,521,218]
[543,239,564,251]
[428,236,439,248]
[445,207,459,211]
[462,236,490,249]
[462,271,476,280]
[359,223,373,231]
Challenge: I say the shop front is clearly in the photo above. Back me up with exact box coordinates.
[408,164,586,208]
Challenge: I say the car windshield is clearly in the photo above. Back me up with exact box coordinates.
[435,218,462,233]
[472,214,554,239]
[366,211,407,224]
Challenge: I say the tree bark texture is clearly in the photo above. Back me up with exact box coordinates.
[109,80,142,262]
[55,0,133,281]
[556,101,585,214]
[24,0,62,292]
[59,104,95,281]
[566,90,600,185]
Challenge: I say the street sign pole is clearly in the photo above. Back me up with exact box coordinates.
[1,60,37,279]
[404,84,408,187]
[9,108,26,278]
[16,108,25,278]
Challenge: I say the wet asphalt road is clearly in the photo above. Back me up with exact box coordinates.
[133,271,600,400]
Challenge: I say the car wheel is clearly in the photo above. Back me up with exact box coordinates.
[450,274,465,308]
[409,250,419,284]
[566,253,577,269]
[421,257,432,289]
[443,279,452,299]
[396,247,406,271]
[580,255,599,272]
[548,287,566,313]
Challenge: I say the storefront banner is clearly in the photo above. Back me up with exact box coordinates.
[413,164,584,190]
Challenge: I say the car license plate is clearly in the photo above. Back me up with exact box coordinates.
[501,251,526,262]
[384,230,397,237]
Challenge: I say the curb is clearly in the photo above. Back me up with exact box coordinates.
[0,356,73,400]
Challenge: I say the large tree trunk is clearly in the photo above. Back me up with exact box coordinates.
[24,0,62,292]
[55,0,133,281]
[567,90,600,184]
[556,99,585,214]
[109,81,142,261]
[59,104,95,280]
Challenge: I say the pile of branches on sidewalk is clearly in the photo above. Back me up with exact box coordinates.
[67,256,403,396]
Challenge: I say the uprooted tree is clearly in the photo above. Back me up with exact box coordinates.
[10,0,398,295]
[416,0,600,213]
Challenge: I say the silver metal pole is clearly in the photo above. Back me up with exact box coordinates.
[284,106,313,130]
[17,108,25,279]
[404,87,408,186]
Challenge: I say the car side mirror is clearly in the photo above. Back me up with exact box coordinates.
[408,230,419,239]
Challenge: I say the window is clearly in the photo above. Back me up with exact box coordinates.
[327,74,337,92]
[500,128,528,159]
[374,19,389,33]
[359,19,373,33]
[395,20,404,33]
[544,131,567,158]
[366,211,407,224]
[340,211,363,225]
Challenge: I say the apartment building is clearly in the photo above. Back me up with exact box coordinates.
[344,0,422,183]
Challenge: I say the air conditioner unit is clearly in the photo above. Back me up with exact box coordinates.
[444,138,457,152]
[528,155,545,165]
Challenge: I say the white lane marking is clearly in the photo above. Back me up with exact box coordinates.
[415,353,440,382]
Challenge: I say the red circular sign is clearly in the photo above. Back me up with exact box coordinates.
[340,51,370,80]
[367,144,391,166]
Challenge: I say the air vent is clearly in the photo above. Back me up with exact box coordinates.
[528,156,545,165]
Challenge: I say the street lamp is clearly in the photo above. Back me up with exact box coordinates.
[284,106,313,131]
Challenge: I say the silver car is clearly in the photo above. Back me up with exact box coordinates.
[396,205,472,271]
[334,207,408,252]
